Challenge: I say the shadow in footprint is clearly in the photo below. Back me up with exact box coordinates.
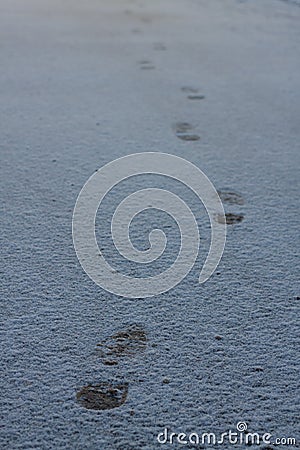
[218,190,244,205]
[216,213,244,225]
[76,382,128,410]
[96,324,147,365]
[173,122,200,141]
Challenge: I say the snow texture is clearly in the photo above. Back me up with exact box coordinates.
[1,0,299,448]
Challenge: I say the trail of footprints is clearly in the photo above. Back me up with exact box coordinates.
[77,194,244,410]
[172,87,205,141]
[77,32,246,411]
[76,324,147,410]
[217,190,245,224]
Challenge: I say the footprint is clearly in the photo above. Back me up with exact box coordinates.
[181,86,199,94]
[153,42,166,51]
[181,86,205,100]
[140,16,152,24]
[216,213,244,225]
[138,60,155,70]
[96,324,147,365]
[187,94,205,100]
[218,190,244,205]
[173,122,200,141]
[131,28,142,34]
[140,65,155,70]
[76,382,128,410]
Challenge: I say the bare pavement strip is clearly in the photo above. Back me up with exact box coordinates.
[0,0,299,448]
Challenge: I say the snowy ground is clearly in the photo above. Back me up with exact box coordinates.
[1,0,299,448]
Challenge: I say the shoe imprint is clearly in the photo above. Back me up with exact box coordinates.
[216,213,244,225]
[153,42,166,51]
[96,324,147,365]
[76,382,128,410]
[173,122,200,141]
[187,94,205,100]
[140,16,152,24]
[138,60,155,70]
[181,86,199,94]
[181,86,205,100]
[218,190,244,205]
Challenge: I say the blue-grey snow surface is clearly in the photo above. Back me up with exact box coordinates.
[1,0,299,449]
